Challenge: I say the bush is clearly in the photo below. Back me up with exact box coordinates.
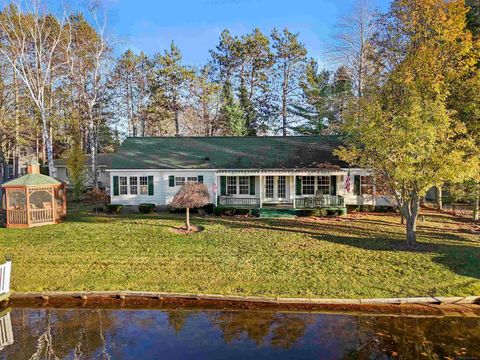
[138,203,156,214]
[85,188,108,202]
[198,203,215,216]
[106,204,123,214]
[213,206,251,216]
[235,208,252,216]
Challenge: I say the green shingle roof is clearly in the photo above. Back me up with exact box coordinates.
[1,173,61,187]
[111,136,347,170]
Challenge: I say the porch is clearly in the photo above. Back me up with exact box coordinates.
[216,172,346,210]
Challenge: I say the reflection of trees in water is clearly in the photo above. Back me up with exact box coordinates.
[10,309,114,359]
[342,316,480,359]
[168,311,189,334]
[208,311,315,349]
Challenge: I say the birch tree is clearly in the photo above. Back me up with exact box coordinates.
[0,1,72,177]
[67,4,110,188]
[327,0,376,98]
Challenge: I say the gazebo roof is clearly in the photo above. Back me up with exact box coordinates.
[1,173,61,187]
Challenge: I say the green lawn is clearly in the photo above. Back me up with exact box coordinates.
[1,204,479,298]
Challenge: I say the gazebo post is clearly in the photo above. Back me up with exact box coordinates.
[5,189,9,227]
[26,187,31,227]
[51,185,56,223]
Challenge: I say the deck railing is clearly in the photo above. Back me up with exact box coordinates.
[218,196,261,208]
[0,310,14,350]
[0,261,12,296]
[295,195,345,208]
[30,208,54,224]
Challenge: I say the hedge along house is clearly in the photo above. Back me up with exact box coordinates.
[108,136,394,216]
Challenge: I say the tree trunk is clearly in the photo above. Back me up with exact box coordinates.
[175,109,180,136]
[404,197,420,248]
[406,217,417,247]
[436,187,443,210]
[473,184,479,222]
[13,70,19,178]
[186,207,190,231]
[40,110,56,178]
[282,64,288,137]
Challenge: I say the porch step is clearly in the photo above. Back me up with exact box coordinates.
[258,208,298,219]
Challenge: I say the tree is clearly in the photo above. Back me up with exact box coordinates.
[112,49,150,137]
[184,65,222,136]
[66,135,86,201]
[337,0,479,246]
[0,2,72,177]
[150,42,191,136]
[271,28,307,136]
[169,183,210,231]
[327,0,377,98]
[67,6,110,189]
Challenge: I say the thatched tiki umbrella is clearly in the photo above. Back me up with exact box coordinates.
[170,183,210,231]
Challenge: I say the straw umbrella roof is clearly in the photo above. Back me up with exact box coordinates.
[170,183,210,209]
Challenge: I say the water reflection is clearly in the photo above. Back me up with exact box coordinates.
[0,307,479,359]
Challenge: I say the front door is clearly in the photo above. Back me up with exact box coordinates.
[264,176,288,203]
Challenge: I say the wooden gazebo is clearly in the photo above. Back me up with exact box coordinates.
[1,160,67,228]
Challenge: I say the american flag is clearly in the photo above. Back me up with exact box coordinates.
[345,172,351,193]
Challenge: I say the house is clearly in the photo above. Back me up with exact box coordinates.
[108,136,394,213]
[1,146,38,183]
[54,153,113,190]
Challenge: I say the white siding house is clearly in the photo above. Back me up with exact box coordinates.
[107,136,395,211]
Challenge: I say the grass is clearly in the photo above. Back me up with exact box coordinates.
[0,203,479,299]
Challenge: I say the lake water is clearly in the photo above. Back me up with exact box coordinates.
[0,307,479,359]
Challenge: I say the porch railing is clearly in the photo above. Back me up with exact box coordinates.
[218,196,261,208]
[0,260,12,296]
[295,195,345,208]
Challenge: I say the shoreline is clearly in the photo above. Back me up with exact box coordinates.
[3,291,480,316]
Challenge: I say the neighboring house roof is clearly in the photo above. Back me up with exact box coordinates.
[1,173,61,187]
[111,136,348,170]
[54,153,114,167]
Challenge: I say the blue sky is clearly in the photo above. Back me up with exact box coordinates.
[69,0,391,66]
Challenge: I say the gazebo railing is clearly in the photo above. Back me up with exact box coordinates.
[30,208,54,224]
[6,209,27,225]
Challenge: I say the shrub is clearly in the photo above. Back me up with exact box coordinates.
[85,188,109,203]
[198,203,215,216]
[106,204,123,214]
[138,203,156,214]
[235,208,252,216]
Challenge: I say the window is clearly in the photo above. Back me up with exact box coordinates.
[227,176,237,195]
[361,176,374,195]
[265,176,274,198]
[302,176,315,195]
[317,176,331,195]
[175,177,185,186]
[119,177,128,195]
[278,176,286,198]
[130,177,138,195]
[187,176,198,184]
[140,176,149,195]
[239,176,249,195]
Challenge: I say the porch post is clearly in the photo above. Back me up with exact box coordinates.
[259,174,263,209]
[214,175,218,206]
[293,175,296,209]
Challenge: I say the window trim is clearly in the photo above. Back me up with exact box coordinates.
[301,176,315,195]
[130,176,138,195]
[175,176,186,186]
[119,176,128,195]
[238,176,250,195]
[316,176,331,195]
[139,176,149,195]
